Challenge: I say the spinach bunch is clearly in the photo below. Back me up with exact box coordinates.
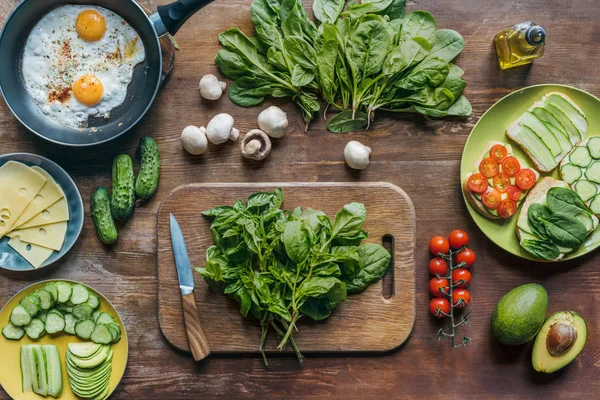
[196,188,391,364]
[215,0,471,133]
[522,187,592,260]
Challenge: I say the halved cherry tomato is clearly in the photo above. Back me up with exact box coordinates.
[429,236,450,256]
[497,199,517,218]
[452,289,471,308]
[507,185,523,201]
[481,188,502,210]
[456,248,476,268]
[468,173,489,194]
[493,172,511,192]
[452,268,472,288]
[429,277,450,297]
[429,257,448,276]
[489,144,508,162]
[516,169,537,190]
[501,156,521,177]
[448,230,469,249]
[429,298,450,318]
[479,157,499,178]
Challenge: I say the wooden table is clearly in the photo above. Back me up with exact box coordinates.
[1,0,599,398]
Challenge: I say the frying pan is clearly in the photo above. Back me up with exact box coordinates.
[0,0,212,146]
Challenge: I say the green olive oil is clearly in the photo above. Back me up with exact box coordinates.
[494,22,546,69]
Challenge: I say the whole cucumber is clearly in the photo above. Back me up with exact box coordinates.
[91,187,118,244]
[135,136,160,200]
[111,154,136,221]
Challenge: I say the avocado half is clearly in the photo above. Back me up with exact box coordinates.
[532,311,587,373]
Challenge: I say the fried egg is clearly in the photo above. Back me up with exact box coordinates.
[22,5,146,129]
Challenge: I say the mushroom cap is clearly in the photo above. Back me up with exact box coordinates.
[344,140,371,170]
[199,74,225,100]
[258,106,288,138]
[206,113,235,144]
[181,125,208,155]
[241,129,272,161]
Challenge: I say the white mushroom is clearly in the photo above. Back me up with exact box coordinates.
[181,125,208,155]
[344,141,372,170]
[241,129,272,161]
[258,106,288,138]
[205,113,239,145]
[199,74,227,100]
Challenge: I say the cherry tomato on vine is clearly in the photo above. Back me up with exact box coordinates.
[428,257,448,276]
[429,236,450,255]
[455,248,476,268]
[429,298,451,318]
[452,268,472,288]
[448,230,469,249]
[429,278,450,297]
[452,289,471,308]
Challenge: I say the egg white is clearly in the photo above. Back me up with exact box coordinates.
[22,5,146,129]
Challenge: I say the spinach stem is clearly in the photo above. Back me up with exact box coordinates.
[277,313,302,351]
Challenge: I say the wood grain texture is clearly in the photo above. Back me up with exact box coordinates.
[157,183,416,353]
[1,0,600,398]
[181,292,211,361]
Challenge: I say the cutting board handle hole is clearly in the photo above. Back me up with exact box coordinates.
[381,235,395,300]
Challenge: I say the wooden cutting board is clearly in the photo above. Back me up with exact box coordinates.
[156,183,416,354]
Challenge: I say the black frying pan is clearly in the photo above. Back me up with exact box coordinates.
[0,0,212,146]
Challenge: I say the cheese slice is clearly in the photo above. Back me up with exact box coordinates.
[8,166,65,232]
[0,161,47,238]
[8,237,54,269]
[7,221,67,251]
[19,197,70,229]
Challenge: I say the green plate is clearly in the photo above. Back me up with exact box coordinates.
[461,84,600,261]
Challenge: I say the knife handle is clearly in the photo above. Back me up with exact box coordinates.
[181,293,211,361]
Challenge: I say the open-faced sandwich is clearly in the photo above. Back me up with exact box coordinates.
[506,92,588,172]
[516,177,599,261]
[559,137,600,215]
[463,141,540,220]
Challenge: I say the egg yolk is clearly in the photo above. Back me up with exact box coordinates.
[76,10,106,42]
[73,75,104,106]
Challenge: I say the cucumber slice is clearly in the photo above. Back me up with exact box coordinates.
[545,103,581,145]
[20,296,40,317]
[55,282,73,303]
[560,164,582,184]
[585,161,600,184]
[48,308,63,316]
[11,305,32,327]
[92,310,101,321]
[70,284,90,305]
[512,124,557,171]
[520,111,562,157]
[574,180,597,202]
[21,345,35,392]
[73,304,94,320]
[91,324,113,345]
[576,211,594,232]
[543,118,573,157]
[546,94,588,139]
[75,319,96,340]
[25,319,46,340]
[57,304,73,313]
[43,283,59,302]
[3,322,25,340]
[532,107,571,139]
[588,137,600,159]
[38,310,48,323]
[45,312,65,334]
[68,342,102,358]
[106,323,121,343]
[590,195,600,215]
[86,293,100,309]
[95,312,115,325]
[570,146,592,168]
[31,344,48,396]
[35,289,55,310]
[43,345,63,398]
[64,313,76,335]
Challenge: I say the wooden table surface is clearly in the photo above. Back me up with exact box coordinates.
[1,0,599,398]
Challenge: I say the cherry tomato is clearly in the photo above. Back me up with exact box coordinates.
[468,173,489,194]
[452,268,472,288]
[452,289,471,308]
[489,144,508,162]
[429,298,451,318]
[501,156,521,176]
[497,199,517,219]
[429,277,450,297]
[448,230,469,249]
[481,188,502,210]
[428,257,448,276]
[429,236,450,255]
[516,169,537,190]
[493,172,511,193]
[507,185,523,201]
[455,248,476,268]
[479,157,499,178]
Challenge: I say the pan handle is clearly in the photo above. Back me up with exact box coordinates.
[154,0,213,37]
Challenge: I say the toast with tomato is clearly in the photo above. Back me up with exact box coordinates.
[463,142,540,220]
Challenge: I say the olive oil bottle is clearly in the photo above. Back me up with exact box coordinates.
[494,22,546,69]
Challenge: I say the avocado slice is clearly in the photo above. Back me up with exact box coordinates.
[544,103,582,145]
[520,111,562,157]
[532,311,587,373]
[69,346,110,369]
[68,342,103,359]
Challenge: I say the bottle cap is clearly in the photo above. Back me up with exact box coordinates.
[526,26,546,45]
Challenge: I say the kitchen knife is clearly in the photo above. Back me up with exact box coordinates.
[169,213,210,361]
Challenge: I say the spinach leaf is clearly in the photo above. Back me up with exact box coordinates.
[327,110,369,133]
[395,56,450,91]
[342,0,394,19]
[347,18,391,80]
[544,213,587,248]
[313,0,345,24]
[332,202,367,237]
[283,220,311,264]
[424,29,465,63]
[301,297,337,320]
[344,243,391,292]
[521,240,561,261]
[383,36,431,76]
[400,10,437,47]
[284,36,317,69]
[317,39,339,105]
[547,187,592,216]
[380,0,406,20]
[298,276,347,303]
[528,203,552,239]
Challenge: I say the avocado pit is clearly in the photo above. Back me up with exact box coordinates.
[546,322,577,356]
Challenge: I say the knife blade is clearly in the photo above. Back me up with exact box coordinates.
[169,213,210,361]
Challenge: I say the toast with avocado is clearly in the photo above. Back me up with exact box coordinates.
[516,177,598,261]
[506,92,588,172]
[463,141,540,220]
[559,137,600,215]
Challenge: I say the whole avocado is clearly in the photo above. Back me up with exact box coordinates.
[491,283,548,345]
